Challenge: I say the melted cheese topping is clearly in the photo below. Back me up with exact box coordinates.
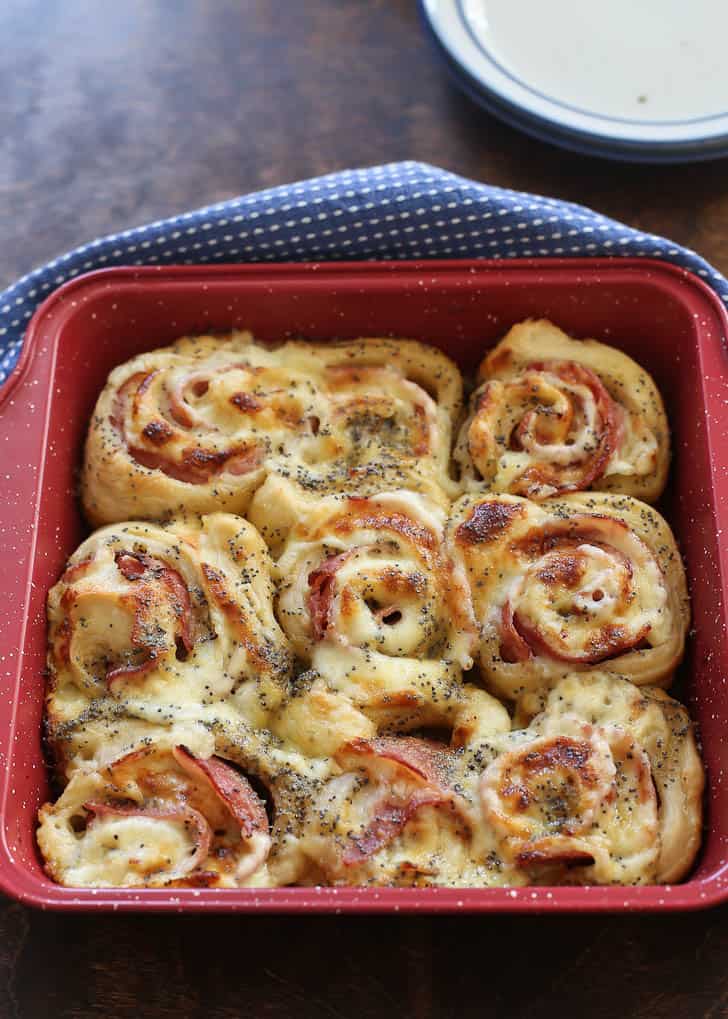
[480,715,660,884]
[448,491,689,700]
[46,514,292,748]
[528,672,704,882]
[67,810,205,887]
[39,325,703,891]
[454,319,669,503]
[38,746,271,888]
[82,332,462,527]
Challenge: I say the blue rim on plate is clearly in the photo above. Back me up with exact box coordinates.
[418,0,728,164]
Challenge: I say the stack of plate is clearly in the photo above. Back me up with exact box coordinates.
[419,0,728,163]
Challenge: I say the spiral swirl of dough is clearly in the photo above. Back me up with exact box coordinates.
[40,323,703,891]
[266,490,509,755]
[275,491,472,664]
[454,320,669,502]
[298,736,489,886]
[447,492,689,702]
[82,332,462,526]
[297,340,461,500]
[37,743,272,888]
[46,513,293,749]
[472,672,703,885]
[479,716,660,885]
[525,672,704,883]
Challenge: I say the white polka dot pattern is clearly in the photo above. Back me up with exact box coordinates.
[0,160,725,384]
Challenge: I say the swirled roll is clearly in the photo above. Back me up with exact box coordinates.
[267,490,511,753]
[42,321,704,891]
[298,737,495,886]
[478,673,703,884]
[46,513,292,749]
[275,491,474,666]
[447,492,689,702]
[291,337,462,500]
[82,332,462,526]
[83,333,285,525]
[454,320,669,502]
[38,744,271,888]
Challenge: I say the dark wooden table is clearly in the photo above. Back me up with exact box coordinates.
[1,1,726,1016]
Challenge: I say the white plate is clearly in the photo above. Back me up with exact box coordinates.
[420,0,728,162]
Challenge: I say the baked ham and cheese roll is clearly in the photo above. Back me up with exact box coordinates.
[82,333,287,526]
[447,492,689,702]
[266,490,511,754]
[480,720,659,885]
[298,737,492,887]
[46,513,292,749]
[82,332,462,527]
[289,337,462,501]
[454,320,669,503]
[478,673,703,884]
[38,744,271,888]
[275,490,474,668]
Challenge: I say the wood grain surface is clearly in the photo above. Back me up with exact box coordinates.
[1,1,726,1017]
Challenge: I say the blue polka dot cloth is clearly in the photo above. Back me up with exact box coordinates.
[1,160,726,386]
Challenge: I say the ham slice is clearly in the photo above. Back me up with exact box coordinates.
[173,746,269,839]
[306,552,353,640]
[511,360,620,494]
[333,737,461,867]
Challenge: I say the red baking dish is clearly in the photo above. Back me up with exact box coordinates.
[1,258,727,913]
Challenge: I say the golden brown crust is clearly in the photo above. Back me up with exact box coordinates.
[39,324,704,890]
[267,488,510,754]
[529,673,704,883]
[447,491,689,703]
[454,320,669,503]
[45,513,293,777]
[38,744,272,888]
[82,332,462,527]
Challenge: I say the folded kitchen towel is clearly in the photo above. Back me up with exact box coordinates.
[1,160,726,385]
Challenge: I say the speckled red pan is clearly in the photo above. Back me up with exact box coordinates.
[1,259,727,912]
